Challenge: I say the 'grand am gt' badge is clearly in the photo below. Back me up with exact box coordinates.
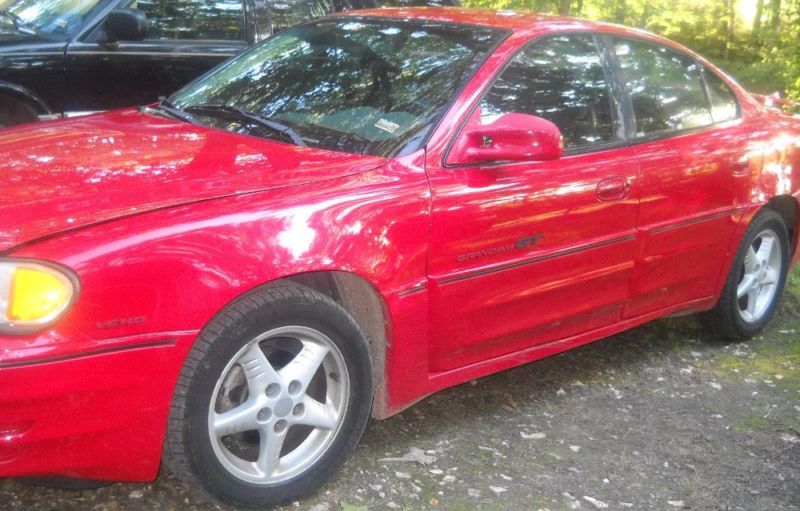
[456,234,543,262]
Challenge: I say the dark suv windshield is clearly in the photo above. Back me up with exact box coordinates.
[170,18,505,158]
[3,0,105,39]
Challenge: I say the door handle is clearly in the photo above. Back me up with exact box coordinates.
[597,177,631,201]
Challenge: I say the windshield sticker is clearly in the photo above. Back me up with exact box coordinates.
[374,119,400,134]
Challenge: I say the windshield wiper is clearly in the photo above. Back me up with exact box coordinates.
[1,10,36,36]
[147,97,204,125]
[184,104,308,147]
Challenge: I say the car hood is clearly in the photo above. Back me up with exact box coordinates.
[0,109,385,252]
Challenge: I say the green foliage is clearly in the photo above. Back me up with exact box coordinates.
[461,0,800,101]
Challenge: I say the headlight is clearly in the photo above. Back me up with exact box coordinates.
[0,259,79,334]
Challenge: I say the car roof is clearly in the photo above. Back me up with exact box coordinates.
[337,6,626,33]
[334,6,752,107]
[336,7,703,62]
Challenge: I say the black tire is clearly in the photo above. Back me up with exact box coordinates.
[701,209,791,341]
[165,284,373,507]
[0,94,39,128]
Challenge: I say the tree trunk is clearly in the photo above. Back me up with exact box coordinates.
[771,0,782,29]
[615,0,626,24]
[724,0,735,60]
[639,4,652,27]
[753,0,764,42]
[559,0,570,15]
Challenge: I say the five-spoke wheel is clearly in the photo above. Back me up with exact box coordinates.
[736,229,782,323]
[209,326,349,484]
[166,284,373,507]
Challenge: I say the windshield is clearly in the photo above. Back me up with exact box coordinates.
[3,0,104,38]
[170,18,505,158]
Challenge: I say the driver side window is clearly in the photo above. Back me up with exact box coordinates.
[128,0,244,41]
[480,34,616,150]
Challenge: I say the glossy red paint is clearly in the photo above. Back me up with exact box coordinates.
[0,111,384,252]
[1,8,800,483]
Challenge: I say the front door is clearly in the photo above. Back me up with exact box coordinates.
[427,33,641,372]
[64,0,248,113]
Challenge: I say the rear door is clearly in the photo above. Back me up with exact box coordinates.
[607,37,752,317]
[427,33,641,372]
[64,0,250,112]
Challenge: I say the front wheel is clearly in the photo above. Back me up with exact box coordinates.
[701,209,790,340]
[165,284,373,507]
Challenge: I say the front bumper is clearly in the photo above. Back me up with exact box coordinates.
[0,331,197,482]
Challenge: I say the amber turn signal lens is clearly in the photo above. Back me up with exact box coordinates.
[8,267,72,322]
[0,261,77,332]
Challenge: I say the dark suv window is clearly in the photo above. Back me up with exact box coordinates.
[4,0,104,39]
[480,34,615,150]
[130,0,244,41]
[614,38,712,137]
[703,67,739,123]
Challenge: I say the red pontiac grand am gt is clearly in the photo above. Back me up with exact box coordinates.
[1,7,800,507]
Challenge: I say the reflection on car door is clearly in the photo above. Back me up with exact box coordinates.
[609,37,752,317]
[64,0,250,113]
[427,34,641,372]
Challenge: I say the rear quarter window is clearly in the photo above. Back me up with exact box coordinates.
[703,67,740,123]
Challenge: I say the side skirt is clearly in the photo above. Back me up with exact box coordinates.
[379,295,715,418]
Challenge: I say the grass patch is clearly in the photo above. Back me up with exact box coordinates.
[712,267,800,388]
[715,333,800,391]
[733,415,768,433]
[787,267,800,299]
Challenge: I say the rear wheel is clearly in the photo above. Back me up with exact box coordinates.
[166,284,373,507]
[0,94,39,128]
[701,209,790,340]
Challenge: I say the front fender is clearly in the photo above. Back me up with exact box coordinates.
[6,156,430,363]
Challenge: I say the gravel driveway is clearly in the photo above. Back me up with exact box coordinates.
[2,269,799,511]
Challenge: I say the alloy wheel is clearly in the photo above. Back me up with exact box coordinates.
[736,229,782,323]
[207,325,350,485]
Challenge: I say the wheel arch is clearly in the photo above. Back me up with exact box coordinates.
[237,270,393,419]
[0,80,53,116]
[765,194,800,259]
[710,196,799,309]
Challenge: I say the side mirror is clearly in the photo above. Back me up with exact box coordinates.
[105,9,148,43]
[448,113,564,166]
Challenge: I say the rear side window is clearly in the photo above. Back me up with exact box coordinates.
[703,68,739,123]
[481,34,615,150]
[614,38,712,137]
[130,0,244,41]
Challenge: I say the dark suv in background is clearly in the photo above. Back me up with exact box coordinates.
[0,0,458,127]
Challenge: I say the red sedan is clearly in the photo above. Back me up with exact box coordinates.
[1,7,799,507]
